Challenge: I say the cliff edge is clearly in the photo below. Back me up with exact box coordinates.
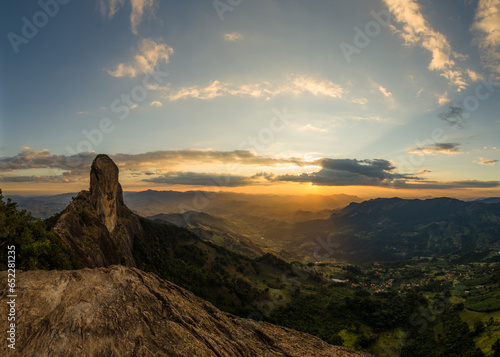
[0,266,371,356]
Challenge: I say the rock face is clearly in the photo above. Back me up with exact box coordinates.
[89,154,122,232]
[0,266,371,357]
[54,154,141,267]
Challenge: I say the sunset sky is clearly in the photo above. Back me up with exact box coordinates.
[1,0,499,198]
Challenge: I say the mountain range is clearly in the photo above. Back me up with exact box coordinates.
[0,154,368,356]
[288,197,500,262]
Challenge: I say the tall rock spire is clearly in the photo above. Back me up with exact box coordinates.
[89,154,123,232]
[54,154,142,268]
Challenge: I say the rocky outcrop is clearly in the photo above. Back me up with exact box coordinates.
[0,266,371,357]
[54,155,141,267]
[89,154,122,232]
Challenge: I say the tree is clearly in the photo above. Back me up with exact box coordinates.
[0,190,81,270]
[474,320,485,336]
[492,339,500,357]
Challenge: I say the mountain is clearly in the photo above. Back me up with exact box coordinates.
[3,191,358,221]
[124,190,361,223]
[0,266,369,357]
[4,192,74,218]
[474,197,500,204]
[53,154,142,267]
[148,211,265,258]
[290,197,500,263]
[6,188,361,260]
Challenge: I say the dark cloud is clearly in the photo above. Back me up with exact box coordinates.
[251,172,275,180]
[143,172,255,187]
[0,175,71,183]
[407,143,461,155]
[273,158,416,186]
[2,148,497,191]
[438,105,466,128]
[0,147,93,174]
[274,158,500,189]
[112,149,308,169]
[0,148,309,174]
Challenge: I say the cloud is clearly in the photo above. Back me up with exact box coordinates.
[99,0,158,35]
[168,81,226,101]
[437,91,451,105]
[291,76,344,98]
[350,115,388,122]
[438,105,466,128]
[272,158,416,186]
[108,39,173,78]
[440,70,468,91]
[150,101,162,107]
[383,0,470,91]
[130,0,158,35]
[3,148,498,190]
[407,143,461,155]
[98,0,125,18]
[378,85,392,98]
[224,32,244,42]
[377,84,395,108]
[163,76,349,101]
[0,147,89,173]
[296,124,329,133]
[472,0,500,76]
[0,148,310,175]
[0,175,71,183]
[271,158,499,189]
[111,149,310,169]
[143,171,255,187]
[475,157,498,166]
[467,69,483,82]
[351,97,368,105]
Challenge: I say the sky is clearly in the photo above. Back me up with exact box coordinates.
[0,0,499,198]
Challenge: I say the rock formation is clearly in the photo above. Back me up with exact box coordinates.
[0,266,371,357]
[54,154,141,267]
[89,154,122,232]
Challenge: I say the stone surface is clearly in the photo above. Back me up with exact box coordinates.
[0,266,372,357]
[54,154,141,267]
[89,154,122,232]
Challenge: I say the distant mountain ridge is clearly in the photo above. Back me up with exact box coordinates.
[5,190,361,220]
[473,197,500,204]
[290,197,500,262]
[8,183,500,264]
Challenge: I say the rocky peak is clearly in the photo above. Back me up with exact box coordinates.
[89,154,123,232]
[54,154,142,268]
